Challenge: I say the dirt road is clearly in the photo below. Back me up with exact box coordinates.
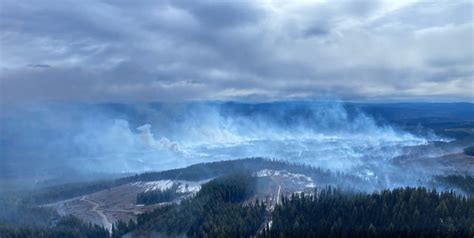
[276,185,281,205]
[80,196,113,233]
[256,184,282,235]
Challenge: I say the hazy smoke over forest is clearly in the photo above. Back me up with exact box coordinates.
[1,102,452,188]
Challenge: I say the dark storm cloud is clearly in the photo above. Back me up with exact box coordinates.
[0,0,472,103]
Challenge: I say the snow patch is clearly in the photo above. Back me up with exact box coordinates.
[255,169,316,188]
[132,179,210,194]
[256,169,312,182]
[132,180,174,192]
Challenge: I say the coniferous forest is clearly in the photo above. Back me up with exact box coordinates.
[113,174,266,238]
[0,216,109,238]
[110,175,474,238]
[263,187,474,238]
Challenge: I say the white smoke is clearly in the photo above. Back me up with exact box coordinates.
[65,102,446,176]
[136,124,181,153]
[1,102,454,184]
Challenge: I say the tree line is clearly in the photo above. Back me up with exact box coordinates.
[136,184,181,205]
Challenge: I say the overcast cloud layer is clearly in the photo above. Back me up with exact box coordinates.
[0,0,473,103]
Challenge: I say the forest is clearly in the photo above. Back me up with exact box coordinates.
[1,159,473,237]
[0,216,109,238]
[263,187,474,238]
[114,176,474,238]
[113,174,266,237]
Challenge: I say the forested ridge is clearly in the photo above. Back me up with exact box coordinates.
[116,180,474,238]
[1,158,473,238]
[118,157,336,183]
[113,174,266,238]
[27,158,337,205]
[2,184,473,238]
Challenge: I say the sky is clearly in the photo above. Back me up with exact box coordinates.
[0,0,473,103]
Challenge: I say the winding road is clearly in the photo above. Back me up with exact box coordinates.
[80,196,113,233]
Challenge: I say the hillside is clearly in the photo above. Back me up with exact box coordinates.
[1,158,473,237]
